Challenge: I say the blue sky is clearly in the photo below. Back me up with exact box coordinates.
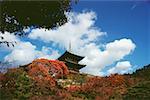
[0,1,149,75]
[72,1,149,67]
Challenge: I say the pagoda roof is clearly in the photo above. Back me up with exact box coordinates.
[65,60,86,70]
[58,51,84,62]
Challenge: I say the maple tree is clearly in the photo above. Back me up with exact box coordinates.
[0,62,149,99]
[27,58,69,86]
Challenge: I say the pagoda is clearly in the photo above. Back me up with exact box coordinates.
[58,51,86,72]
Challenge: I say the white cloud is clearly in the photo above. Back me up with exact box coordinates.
[28,11,136,76]
[108,61,132,75]
[0,32,19,50]
[4,42,60,66]
[29,11,106,51]
[1,32,60,66]
[0,32,19,43]
[79,38,135,76]
[4,42,37,65]
[1,11,136,76]
[38,46,60,60]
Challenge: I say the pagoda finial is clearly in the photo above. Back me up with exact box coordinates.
[69,41,72,52]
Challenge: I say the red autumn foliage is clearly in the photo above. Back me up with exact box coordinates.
[27,58,69,86]
[67,85,81,92]
[0,73,6,87]
[66,74,134,99]
[0,73,5,81]
[49,59,69,77]
[55,90,72,99]
[108,74,126,86]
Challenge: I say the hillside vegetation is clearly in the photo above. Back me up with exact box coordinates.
[0,59,149,100]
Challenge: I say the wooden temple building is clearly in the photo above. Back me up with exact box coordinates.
[58,51,86,72]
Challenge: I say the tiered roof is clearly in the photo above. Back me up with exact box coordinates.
[58,51,85,71]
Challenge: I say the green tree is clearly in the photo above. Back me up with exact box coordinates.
[123,81,150,100]
[0,68,33,99]
[0,0,74,45]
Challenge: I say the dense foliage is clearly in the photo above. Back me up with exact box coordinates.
[0,62,149,100]
[27,59,69,86]
[123,64,150,99]
[0,0,71,33]
[0,68,33,99]
[123,81,150,99]
[66,75,134,100]
[28,59,69,78]
[0,59,70,99]
[0,0,75,46]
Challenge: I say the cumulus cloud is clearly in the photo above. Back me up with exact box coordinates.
[4,41,60,66]
[1,32,60,66]
[4,42,37,65]
[28,11,136,76]
[108,61,132,75]
[1,11,136,76]
[0,32,18,43]
[0,32,19,50]
[79,38,135,76]
[29,11,106,51]
[38,46,60,60]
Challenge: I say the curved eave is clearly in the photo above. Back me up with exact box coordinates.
[65,60,86,69]
[58,51,85,62]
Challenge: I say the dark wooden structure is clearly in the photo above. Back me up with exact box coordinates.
[58,51,86,71]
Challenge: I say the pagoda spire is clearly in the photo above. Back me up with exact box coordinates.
[69,41,72,53]
[58,40,86,72]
